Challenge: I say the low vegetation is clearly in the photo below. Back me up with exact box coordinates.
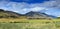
[0,9,60,29]
[57,17,60,19]
[0,20,60,29]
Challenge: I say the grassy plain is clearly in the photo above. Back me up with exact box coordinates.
[0,18,60,29]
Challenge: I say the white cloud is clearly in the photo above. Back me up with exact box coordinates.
[42,0,60,9]
[0,1,47,14]
[0,0,60,14]
[30,7,46,11]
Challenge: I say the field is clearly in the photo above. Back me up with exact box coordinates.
[0,18,60,29]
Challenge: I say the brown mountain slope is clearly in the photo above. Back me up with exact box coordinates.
[0,9,22,18]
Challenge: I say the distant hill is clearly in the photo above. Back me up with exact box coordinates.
[57,17,60,19]
[25,11,56,19]
[0,9,22,18]
[0,9,56,19]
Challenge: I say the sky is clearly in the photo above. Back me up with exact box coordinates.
[0,0,60,17]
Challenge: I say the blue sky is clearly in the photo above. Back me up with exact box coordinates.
[10,0,49,3]
[0,0,60,17]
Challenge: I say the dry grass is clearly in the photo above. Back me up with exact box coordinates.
[0,18,59,23]
[0,18,60,29]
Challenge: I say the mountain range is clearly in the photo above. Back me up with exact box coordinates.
[0,9,22,18]
[0,9,56,19]
[25,11,56,19]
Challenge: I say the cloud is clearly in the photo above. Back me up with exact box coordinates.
[29,0,60,9]
[0,1,47,14]
[0,1,30,14]
[0,0,60,14]
[30,7,46,11]
[42,0,60,9]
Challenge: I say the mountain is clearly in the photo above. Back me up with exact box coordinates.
[0,9,22,18]
[25,11,56,19]
[0,9,56,19]
[39,12,57,18]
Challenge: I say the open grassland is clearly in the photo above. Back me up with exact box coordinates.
[0,18,60,29]
[0,23,56,29]
[0,18,60,23]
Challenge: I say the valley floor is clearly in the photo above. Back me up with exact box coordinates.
[0,18,60,29]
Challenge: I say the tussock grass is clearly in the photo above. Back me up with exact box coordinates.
[0,18,60,29]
